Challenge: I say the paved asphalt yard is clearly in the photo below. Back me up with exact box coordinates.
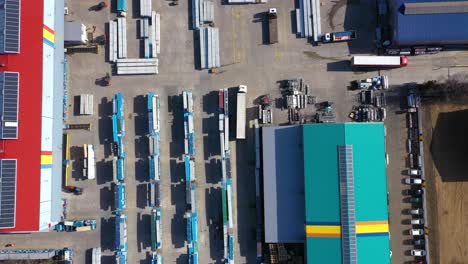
[1,0,468,263]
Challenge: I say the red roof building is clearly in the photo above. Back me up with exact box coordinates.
[0,0,63,232]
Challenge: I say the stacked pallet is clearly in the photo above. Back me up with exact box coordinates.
[79,94,93,115]
[297,0,322,41]
[117,17,127,58]
[193,0,215,28]
[139,18,149,39]
[109,21,118,62]
[109,1,161,75]
[199,27,220,69]
[116,58,159,75]
[140,0,152,17]
[200,0,214,24]
[152,11,161,56]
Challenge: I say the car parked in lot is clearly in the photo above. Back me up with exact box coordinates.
[410,197,423,204]
[405,178,423,185]
[411,218,425,225]
[407,208,424,215]
[404,189,424,196]
[411,249,426,256]
[412,238,425,246]
[409,228,424,236]
[407,169,422,176]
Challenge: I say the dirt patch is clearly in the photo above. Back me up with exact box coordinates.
[423,103,468,264]
[327,0,360,30]
[302,51,344,61]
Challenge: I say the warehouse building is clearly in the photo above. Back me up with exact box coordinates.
[262,123,390,263]
[389,0,468,46]
[0,0,64,232]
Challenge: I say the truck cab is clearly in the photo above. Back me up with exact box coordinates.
[268,8,277,16]
[239,85,248,93]
[267,8,278,44]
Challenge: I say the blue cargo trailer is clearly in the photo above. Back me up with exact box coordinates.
[117,0,127,16]
[115,183,126,210]
[117,158,125,182]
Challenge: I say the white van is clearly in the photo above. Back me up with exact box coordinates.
[409,229,424,236]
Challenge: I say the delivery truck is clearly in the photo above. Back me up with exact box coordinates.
[351,55,408,69]
[322,30,356,43]
[268,8,278,44]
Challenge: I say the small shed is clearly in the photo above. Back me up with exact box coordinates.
[64,21,88,45]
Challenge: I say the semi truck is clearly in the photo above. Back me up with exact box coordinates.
[268,8,278,44]
[322,30,356,43]
[236,85,247,140]
[351,55,408,69]
[55,219,97,232]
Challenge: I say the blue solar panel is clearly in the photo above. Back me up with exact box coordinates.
[0,0,20,53]
[0,159,16,228]
[0,72,19,139]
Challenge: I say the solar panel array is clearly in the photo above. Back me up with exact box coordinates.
[0,72,19,139]
[338,145,357,264]
[0,0,20,53]
[0,159,16,228]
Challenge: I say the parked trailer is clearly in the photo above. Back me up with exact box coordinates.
[92,247,101,264]
[151,209,162,251]
[109,20,118,62]
[115,183,126,210]
[148,93,160,135]
[236,85,247,139]
[80,94,94,115]
[117,0,127,16]
[351,56,408,69]
[140,0,152,17]
[84,144,96,180]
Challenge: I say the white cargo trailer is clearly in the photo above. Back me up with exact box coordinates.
[236,85,247,140]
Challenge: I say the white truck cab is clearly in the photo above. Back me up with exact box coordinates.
[239,85,248,93]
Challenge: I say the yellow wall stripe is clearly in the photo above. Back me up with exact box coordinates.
[41,155,53,165]
[43,28,55,43]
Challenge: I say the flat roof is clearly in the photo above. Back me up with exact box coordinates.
[303,123,390,264]
[262,126,305,243]
[391,0,468,46]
